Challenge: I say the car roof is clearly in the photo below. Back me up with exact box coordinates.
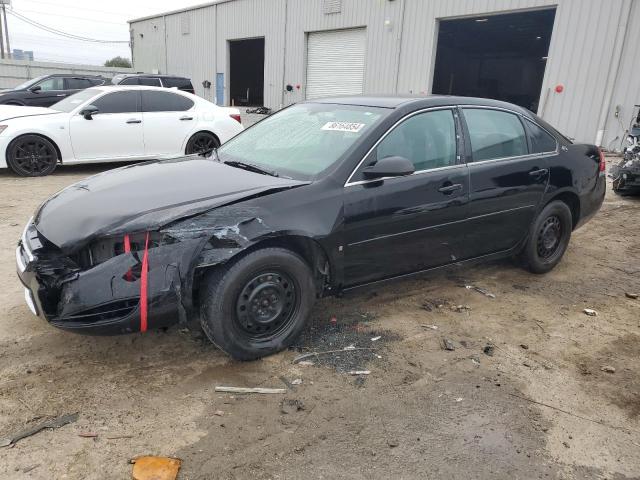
[307,95,533,116]
[45,73,105,78]
[89,85,192,94]
[114,73,189,79]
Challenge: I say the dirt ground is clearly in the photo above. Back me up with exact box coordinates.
[0,157,639,479]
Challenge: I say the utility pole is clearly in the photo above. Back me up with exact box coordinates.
[1,1,10,59]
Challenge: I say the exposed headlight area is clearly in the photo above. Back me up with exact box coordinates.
[73,231,175,270]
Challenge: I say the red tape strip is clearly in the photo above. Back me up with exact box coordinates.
[140,232,150,333]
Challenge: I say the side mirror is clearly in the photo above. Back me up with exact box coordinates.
[80,105,99,120]
[362,156,415,179]
[29,85,41,93]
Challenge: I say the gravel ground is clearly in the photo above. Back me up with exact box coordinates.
[0,158,638,479]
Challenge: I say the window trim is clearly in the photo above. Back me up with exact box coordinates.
[344,106,461,187]
[523,117,559,155]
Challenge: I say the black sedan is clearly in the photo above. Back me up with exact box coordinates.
[0,74,105,107]
[16,96,606,360]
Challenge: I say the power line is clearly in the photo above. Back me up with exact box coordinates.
[7,10,129,44]
[13,0,136,18]
[14,8,128,26]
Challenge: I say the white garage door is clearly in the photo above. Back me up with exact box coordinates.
[306,28,366,99]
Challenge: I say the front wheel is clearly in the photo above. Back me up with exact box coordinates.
[185,132,220,155]
[7,134,58,176]
[200,248,316,361]
[520,201,573,274]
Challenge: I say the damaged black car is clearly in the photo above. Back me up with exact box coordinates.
[16,96,606,360]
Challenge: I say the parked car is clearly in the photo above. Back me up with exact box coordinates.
[110,74,195,94]
[16,96,605,360]
[0,85,243,176]
[0,74,106,107]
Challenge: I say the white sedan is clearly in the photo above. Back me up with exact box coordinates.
[0,85,244,176]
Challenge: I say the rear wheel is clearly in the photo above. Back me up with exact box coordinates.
[200,248,316,361]
[185,132,219,155]
[520,201,572,274]
[7,134,58,176]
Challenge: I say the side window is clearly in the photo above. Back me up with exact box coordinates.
[163,77,192,90]
[36,77,64,91]
[141,91,194,112]
[119,77,139,86]
[463,108,528,161]
[526,120,557,153]
[66,78,92,90]
[372,109,457,173]
[92,91,139,114]
[138,77,162,87]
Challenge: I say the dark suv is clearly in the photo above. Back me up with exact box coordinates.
[0,74,106,107]
[110,74,195,94]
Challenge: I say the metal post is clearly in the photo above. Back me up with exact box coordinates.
[3,4,11,59]
[0,6,5,60]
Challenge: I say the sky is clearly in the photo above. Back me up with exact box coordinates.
[5,0,208,66]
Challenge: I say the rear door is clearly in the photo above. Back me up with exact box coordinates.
[343,108,469,285]
[141,90,196,156]
[460,107,551,258]
[64,77,93,97]
[69,90,145,160]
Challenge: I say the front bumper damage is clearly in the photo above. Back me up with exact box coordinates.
[16,205,277,335]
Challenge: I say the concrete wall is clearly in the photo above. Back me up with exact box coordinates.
[129,0,639,149]
[0,59,134,89]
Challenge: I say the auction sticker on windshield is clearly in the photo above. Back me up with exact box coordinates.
[321,122,365,133]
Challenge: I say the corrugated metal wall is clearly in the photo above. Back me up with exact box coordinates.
[129,0,638,147]
[0,59,133,89]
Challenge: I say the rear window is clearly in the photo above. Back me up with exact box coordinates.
[141,90,193,112]
[526,120,557,153]
[163,77,193,89]
[463,108,528,161]
[66,78,92,90]
[119,77,138,85]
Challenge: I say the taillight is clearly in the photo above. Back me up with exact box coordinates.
[598,147,606,173]
[230,114,242,124]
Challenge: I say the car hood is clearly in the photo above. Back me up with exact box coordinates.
[34,157,307,251]
[0,105,61,121]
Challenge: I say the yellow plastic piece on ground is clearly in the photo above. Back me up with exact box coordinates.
[132,456,181,480]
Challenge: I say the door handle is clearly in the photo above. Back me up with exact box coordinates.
[529,168,549,177]
[438,183,463,194]
[126,119,142,124]
[180,116,193,121]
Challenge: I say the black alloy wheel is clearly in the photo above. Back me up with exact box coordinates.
[7,134,58,176]
[185,132,220,155]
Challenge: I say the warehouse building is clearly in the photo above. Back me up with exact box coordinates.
[129,0,640,149]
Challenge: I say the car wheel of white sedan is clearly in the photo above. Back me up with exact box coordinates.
[7,134,58,176]
[185,131,220,155]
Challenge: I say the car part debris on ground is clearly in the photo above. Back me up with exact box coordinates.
[601,365,616,374]
[583,308,598,316]
[441,338,455,351]
[0,412,78,447]
[464,285,496,298]
[214,386,287,394]
[625,292,638,299]
[131,456,181,480]
[422,324,439,330]
[348,370,371,375]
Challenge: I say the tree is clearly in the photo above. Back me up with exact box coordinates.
[104,56,132,68]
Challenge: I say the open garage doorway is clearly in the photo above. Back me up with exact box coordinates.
[432,9,556,113]
[229,38,264,106]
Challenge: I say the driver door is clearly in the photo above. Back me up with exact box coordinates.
[69,90,145,161]
[25,77,67,107]
[343,108,470,285]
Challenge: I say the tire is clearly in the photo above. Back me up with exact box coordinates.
[200,248,316,361]
[520,200,573,274]
[185,131,220,155]
[7,134,58,177]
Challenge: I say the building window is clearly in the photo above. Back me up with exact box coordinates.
[323,0,341,15]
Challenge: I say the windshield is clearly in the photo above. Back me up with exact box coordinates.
[50,88,101,112]
[12,76,46,90]
[217,103,388,180]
